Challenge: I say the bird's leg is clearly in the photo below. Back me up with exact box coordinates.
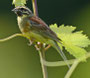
[35,44,40,51]
[35,42,43,51]
[44,45,51,51]
[28,38,35,46]
[28,40,34,46]
[35,43,51,51]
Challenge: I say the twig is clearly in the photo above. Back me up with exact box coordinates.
[41,52,90,67]
[42,59,75,67]
[32,0,38,16]
[38,48,48,78]
[0,33,24,42]
[64,60,79,78]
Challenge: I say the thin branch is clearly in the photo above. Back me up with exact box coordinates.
[32,0,38,16]
[65,60,79,78]
[38,48,48,78]
[0,33,24,42]
[41,52,90,67]
[42,59,75,67]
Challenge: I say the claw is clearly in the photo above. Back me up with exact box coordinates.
[35,45,40,51]
[28,39,34,46]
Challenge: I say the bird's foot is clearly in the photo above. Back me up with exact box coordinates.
[44,45,51,51]
[28,40,34,46]
[35,45,40,51]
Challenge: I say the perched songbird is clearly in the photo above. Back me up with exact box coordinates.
[12,6,70,68]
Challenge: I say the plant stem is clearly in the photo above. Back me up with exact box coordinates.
[42,59,75,67]
[65,60,79,78]
[41,52,90,67]
[39,48,48,78]
[32,0,48,78]
[32,0,38,16]
[0,33,23,42]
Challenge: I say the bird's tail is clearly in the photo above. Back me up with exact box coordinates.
[53,41,70,68]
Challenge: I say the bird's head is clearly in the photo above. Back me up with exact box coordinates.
[12,6,33,17]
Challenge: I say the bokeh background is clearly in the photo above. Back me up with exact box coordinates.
[0,0,90,78]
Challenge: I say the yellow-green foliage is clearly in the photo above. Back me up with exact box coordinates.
[50,24,90,61]
[12,0,26,7]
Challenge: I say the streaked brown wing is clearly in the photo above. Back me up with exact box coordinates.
[30,16,47,27]
[29,16,60,41]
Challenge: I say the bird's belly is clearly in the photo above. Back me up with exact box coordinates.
[25,32,48,43]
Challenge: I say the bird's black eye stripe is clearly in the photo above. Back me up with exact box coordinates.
[20,8,24,10]
[18,7,32,15]
[20,8,27,12]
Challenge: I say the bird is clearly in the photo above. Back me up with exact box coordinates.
[12,6,70,68]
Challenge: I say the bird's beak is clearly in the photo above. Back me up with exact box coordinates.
[12,8,18,12]
[12,8,23,16]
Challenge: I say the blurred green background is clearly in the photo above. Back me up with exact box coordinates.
[0,0,90,78]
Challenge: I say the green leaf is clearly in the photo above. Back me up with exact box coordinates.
[50,24,76,34]
[12,0,27,7]
[50,24,90,61]
[63,42,87,61]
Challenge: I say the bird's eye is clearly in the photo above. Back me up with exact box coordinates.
[20,8,24,11]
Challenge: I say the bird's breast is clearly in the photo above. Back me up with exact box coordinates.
[17,17,30,33]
